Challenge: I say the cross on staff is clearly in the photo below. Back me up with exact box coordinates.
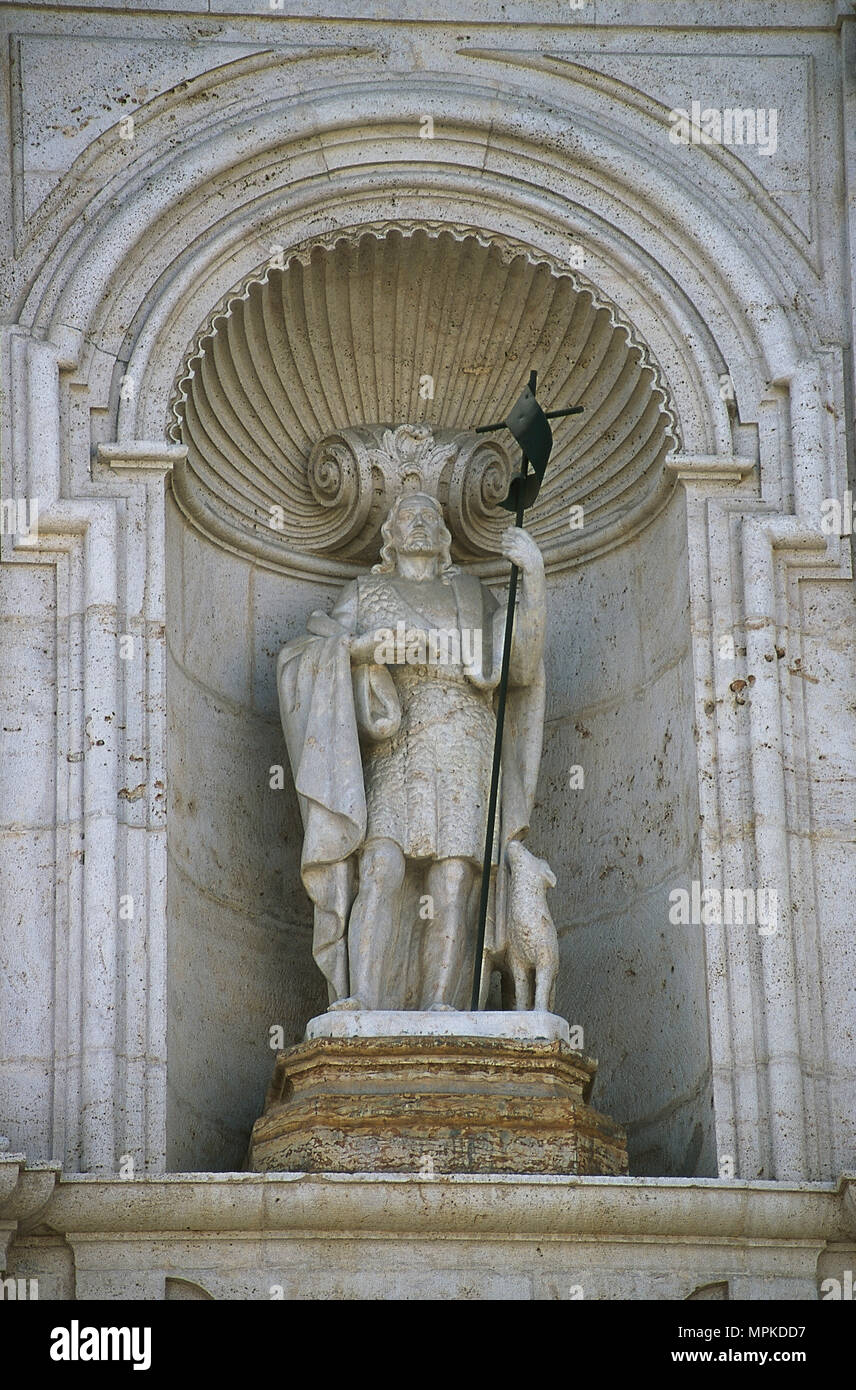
[469,370,584,1010]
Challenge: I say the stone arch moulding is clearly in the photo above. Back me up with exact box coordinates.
[13,60,821,445]
[1,56,850,1180]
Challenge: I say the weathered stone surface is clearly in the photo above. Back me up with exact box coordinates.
[248,1035,628,1176]
[1,0,856,1212]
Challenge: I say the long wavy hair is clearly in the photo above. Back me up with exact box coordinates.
[372,492,459,582]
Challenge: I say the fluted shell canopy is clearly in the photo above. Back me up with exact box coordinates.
[169,227,680,575]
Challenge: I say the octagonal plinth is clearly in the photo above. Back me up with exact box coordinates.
[248,1022,628,1176]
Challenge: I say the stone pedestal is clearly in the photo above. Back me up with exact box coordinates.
[248,1012,628,1176]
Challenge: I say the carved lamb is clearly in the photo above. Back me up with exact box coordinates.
[504,840,559,1012]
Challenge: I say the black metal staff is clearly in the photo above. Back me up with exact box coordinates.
[468,370,583,1010]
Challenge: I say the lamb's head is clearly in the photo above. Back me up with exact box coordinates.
[506,840,557,889]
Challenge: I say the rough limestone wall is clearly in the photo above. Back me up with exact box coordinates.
[533,490,715,1176]
[165,494,327,1170]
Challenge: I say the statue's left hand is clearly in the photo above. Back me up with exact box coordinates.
[500,526,545,579]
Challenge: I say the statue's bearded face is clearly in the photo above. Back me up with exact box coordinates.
[391,497,443,557]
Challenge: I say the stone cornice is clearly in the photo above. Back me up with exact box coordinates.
[2,1157,854,1244]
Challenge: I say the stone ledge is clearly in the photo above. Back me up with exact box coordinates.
[1,1166,850,1241]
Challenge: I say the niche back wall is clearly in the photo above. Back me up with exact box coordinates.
[165,495,327,1172]
[534,490,714,1178]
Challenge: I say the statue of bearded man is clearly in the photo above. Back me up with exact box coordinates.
[277,490,547,1012]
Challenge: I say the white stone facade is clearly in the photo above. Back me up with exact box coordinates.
[1,0,855,1297]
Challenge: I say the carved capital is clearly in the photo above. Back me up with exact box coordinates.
[305,423,514,562]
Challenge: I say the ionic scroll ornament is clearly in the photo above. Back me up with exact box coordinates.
[304,424,514,563]
[304,429,379,554]
[441,433,515,559]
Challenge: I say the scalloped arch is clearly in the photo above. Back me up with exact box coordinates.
[168,224,680,574]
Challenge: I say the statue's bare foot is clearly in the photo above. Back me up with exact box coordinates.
[427,1002,457,1013]
[328,996,364,1012]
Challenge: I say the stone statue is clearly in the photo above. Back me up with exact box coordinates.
[277,476,549,1012]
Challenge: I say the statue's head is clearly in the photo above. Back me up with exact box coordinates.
[372,492,458,580]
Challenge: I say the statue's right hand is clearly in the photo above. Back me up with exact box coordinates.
[348,630,387,665]
[307,609,346,639]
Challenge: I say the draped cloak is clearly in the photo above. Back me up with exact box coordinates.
[277,568,546,1006]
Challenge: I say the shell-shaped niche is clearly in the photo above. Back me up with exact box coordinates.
[169,226,680,574]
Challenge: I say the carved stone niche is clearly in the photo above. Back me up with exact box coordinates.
[163,225,689,1176]
[305,422,513,563]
